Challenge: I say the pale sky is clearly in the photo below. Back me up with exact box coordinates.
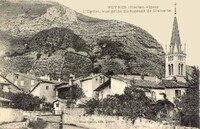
[52,0,200,67]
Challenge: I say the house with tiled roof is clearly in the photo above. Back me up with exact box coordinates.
[6,72,40,93]
[53,74,83,114]
[29,78,61,103]
[94,75,164,100]
[0,74,22,93]
[94,74,187,102]
[94,79,111,99]
[80,73,109,98]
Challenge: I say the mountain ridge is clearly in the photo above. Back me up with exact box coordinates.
[0,1,165,79]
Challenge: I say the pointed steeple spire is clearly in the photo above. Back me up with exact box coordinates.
[170,3,181,53]
[174,2,177,15]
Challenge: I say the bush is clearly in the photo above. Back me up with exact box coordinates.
[41,102,53,111]
[8,92,45,111]
[84,98,101,115]
[84,80,154,123]
[28,119,48,129]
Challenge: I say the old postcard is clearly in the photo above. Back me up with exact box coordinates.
[0,0,199,129]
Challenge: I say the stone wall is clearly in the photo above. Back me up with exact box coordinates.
[0,107,24,124]
[63,114,198,129]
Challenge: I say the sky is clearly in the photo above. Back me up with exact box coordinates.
[51,0,200,67]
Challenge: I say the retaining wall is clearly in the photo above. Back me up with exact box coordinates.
[63,114,198,129]
[0,107,24,124]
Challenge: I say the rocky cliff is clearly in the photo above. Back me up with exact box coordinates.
[0,1,165,79]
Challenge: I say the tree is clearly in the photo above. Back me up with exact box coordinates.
[180,66,199,127]
[152,99,174,121]
[70,84,85,102]
[8,92,45,111]
[67,84,85,108]
[84,98,101,115]
[122,80,152,122]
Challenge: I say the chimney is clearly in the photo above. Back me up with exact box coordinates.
[90,73,94,76]
[58,78,61,82]
[47,75,50,81]
[140,74,144,80]
[69,74,75,85]
[156,77,158,84]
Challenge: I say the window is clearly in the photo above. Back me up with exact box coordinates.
[14,81,18,85]
[56,103,59,107]
[171,64,173,75]
[46,86,49,90]
[15,74,19,79]
[168,64,171,75]
[31,80,34,85]
[20,81,24,86]
[175,90,181,97]
[181,64,183,75]
[151,91,156,101]
[100,76,105,83]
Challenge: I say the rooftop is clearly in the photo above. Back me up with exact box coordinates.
[80,73,104,82]
[94,79,111,91]
[0,97,11,102]
[111,75,187,89]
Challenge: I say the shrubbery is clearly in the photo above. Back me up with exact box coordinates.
[84,80,154,122]
[2,92,45,111]
[28,119,48,129]
[84,80,176,123]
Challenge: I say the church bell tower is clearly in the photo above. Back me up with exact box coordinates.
[165,3,186,82]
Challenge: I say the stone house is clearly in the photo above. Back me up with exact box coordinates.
[6,72,39,93]
[80,74,109,98]
[29,79,60,103]
[0,74,22,93]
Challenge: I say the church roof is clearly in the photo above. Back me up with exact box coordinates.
[170,16,181,53]
[158,80,188,88]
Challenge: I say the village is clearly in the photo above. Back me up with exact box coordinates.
[0,2,199,129]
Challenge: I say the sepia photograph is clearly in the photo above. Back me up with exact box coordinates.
[0,0,199,129]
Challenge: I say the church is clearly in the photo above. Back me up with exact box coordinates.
[161,4,188,102]
[165,5,186,83]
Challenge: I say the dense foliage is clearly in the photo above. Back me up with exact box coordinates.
[0,91,45,111]
[28,119,48,129]
[70,84,85,102]
[84,98,101,115]
[176,66,199,127]
[10,92,45,111]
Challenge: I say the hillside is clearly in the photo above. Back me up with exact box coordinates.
[0,1,165,80]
